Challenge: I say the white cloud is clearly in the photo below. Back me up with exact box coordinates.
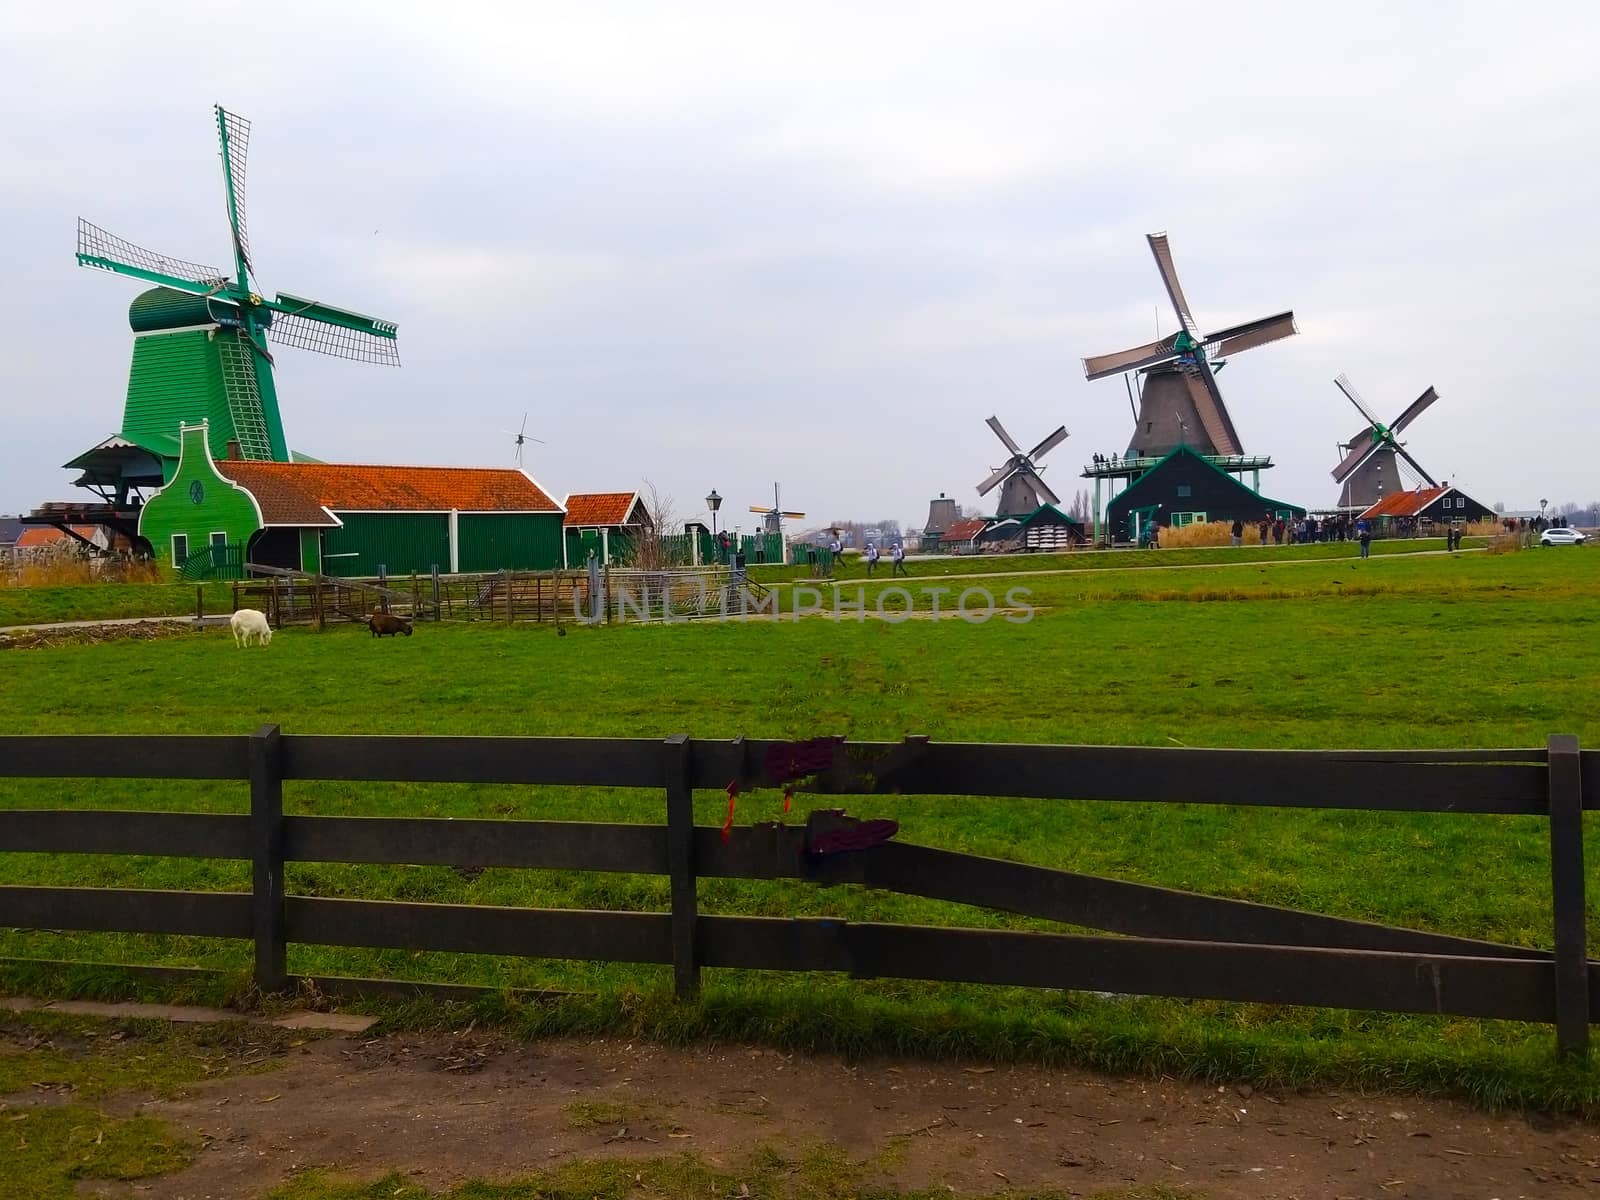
[3,1,1599,519]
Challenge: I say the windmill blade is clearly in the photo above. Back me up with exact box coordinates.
[1182,360,1244,456]
[1393,443,1438,489]
[779,511,806,519]
[76,219,228,293]
[1082,333,1182,380]
[1028,425,1069,461]
[263,293,400,365]
[976,464,1012,496]
[1390,386,1439,434]
[1333,373,1382,429]
[1147,232,1197,334]
[1331,438,1382,484]
[1023,468,1062,507]
[985,416,1023,456]
[1202,311,1298,359]
[215,106,253,278]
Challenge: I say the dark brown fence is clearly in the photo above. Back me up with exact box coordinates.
[0,731,1592,1055]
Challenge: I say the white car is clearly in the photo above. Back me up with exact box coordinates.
[1540,527,1588,546]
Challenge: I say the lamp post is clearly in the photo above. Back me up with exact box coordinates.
[706,489,723,561]
[1540,498,1549,520]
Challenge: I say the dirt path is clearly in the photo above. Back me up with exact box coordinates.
[92,1030,1600,1199]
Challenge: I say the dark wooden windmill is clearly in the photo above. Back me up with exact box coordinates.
[1082,233,1298,458]
[1330,374,1440,509]
[977,416,1068,517]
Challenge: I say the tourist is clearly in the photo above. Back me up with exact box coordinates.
[1258,518,1269,545]
[1357,518,1371,559]
[866,542,880,575]
[1230,518,1243,548]
[892,542,908,576]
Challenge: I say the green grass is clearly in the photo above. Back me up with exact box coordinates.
[0,1008,299,1098]
[266,1148,1200,1200]
[1,547,1599,1112]
[0,580,232,627]
[0,1105,192,1199]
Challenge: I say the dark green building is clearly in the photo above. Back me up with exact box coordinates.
[139,423,565,578]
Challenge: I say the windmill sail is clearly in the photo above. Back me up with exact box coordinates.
[216,106,254,276]
[76,219,226,292]
[265,294,401,365]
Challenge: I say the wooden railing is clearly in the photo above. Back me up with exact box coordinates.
[0,732,1591,1055]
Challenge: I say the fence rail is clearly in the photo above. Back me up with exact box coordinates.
[0,731,1591,1055]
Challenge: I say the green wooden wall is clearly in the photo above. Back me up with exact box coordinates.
[122,329,248,473]
[137,424,262,573]
[460,513,564,572]
[321,513,451,578]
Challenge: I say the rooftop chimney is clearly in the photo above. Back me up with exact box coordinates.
[224,440,241,461]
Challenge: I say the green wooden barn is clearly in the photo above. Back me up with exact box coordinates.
[562,492,653,567]
[140,424,565,578]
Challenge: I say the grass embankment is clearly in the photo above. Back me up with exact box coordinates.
[1,549,1599,1112]
[748,536,1480,584]
[0,581,232,627]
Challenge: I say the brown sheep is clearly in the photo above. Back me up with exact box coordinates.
[369,612,414,638]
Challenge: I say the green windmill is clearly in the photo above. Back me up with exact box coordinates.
[66,105,398,515]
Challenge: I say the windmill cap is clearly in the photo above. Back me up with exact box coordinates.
[129,286,254,333]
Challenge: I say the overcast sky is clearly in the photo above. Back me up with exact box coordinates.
[4,2,1597,528]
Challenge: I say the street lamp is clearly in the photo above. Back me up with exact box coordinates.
[706,489,723,561]
[1540,498,1549,519]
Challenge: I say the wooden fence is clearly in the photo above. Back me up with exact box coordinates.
[0,732,1592,1055]
[229,567,765,628]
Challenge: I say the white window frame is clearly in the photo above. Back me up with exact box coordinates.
[209,530,228,548]
[171,533,189,566]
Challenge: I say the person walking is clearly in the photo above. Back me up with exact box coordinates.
[891,541,908,576]
[866,542,880,575]
[1357,518,1371,559]
[1230,517,1244,548]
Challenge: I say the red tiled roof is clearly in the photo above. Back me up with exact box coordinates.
[16,525,100,548]
[1360,486,1448,520]
[217,462,561,527]
[941,518,989,543]
[563,492,639,527]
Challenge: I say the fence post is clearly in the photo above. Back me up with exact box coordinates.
[431,565,441,620]
[195,585,203,621]
[250,724,288,995]
[664,733,698,998]
[1548,734,1588,1057]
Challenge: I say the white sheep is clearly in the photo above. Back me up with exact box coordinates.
[229,608,274,648]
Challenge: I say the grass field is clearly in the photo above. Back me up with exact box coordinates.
[2,545,1598,1112]
[0,580,233,627]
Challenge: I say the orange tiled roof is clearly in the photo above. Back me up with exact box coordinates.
[1361,486,1448,520]
[564,492,639,527]
[218,461,561,527]
[942,518,989,543]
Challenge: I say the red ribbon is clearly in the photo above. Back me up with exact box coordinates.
[722,779,739,842]
[782,787,792,814]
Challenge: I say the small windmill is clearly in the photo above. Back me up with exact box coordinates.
[1082,233,1297,458]
[749,483,806,536]
[502,413,546,466]
[1330,374,1440,509]
[76,105,399,465]
[977,415,1068,517]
